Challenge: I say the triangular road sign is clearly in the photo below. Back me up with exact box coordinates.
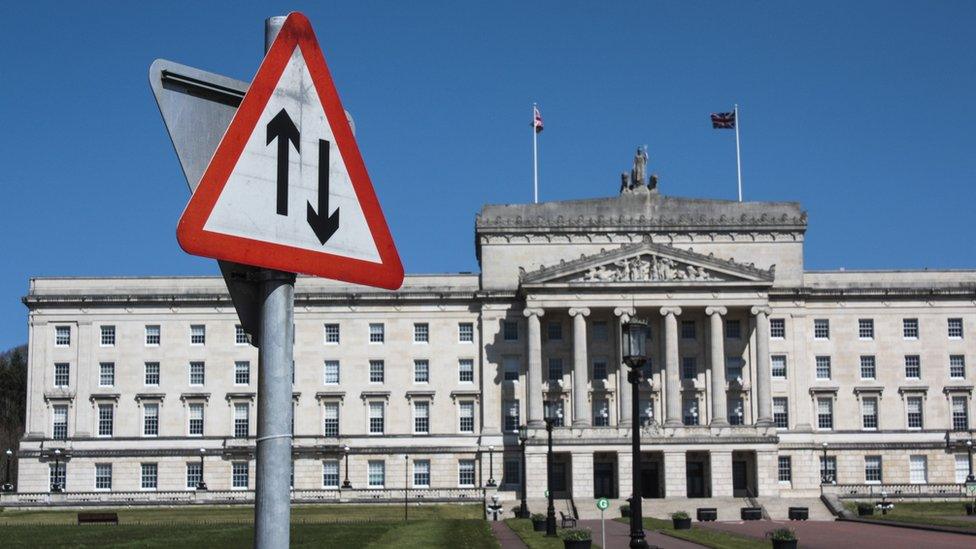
[177,12,403,290]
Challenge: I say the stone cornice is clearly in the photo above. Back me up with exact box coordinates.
[770,286,976,300]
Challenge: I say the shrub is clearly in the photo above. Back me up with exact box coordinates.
[670,511,689,520]
[766,528,796,541]
[856,503,873,513]
[530,513,546,521]
[560,528,592,541]
[620,504,630,513]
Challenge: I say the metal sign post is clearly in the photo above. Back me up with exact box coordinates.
[596,497,609,548]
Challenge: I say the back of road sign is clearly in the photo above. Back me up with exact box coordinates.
[177,12,403,290]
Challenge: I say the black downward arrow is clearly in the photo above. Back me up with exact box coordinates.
[307,139,340,244]
[267,108,300,216]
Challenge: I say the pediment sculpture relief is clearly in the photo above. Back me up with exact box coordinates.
[572,253,727,283]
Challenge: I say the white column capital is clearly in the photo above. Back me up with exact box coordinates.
[705,306,728,317]
[568,307,591,318]
[613,307,635,319]
[523,308,545,319]
[750,305,771,317]
[660,306,682,317]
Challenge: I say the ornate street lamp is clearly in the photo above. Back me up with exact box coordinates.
[51,448,63,493]
[967,440,974,483]
[517,425,529,518]
[622,317,649,549]
[197,448,208,490]
[486,445,497,487]
[544,404,563,537]
[2,448,13,492]
[342,445,352,489]
[403,454,409,521]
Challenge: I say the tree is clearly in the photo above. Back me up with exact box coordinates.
[0,344,27,487]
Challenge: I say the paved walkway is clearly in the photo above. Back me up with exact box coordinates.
[702,519,975,549]
[578,519,705,549]
[489,520,527,549]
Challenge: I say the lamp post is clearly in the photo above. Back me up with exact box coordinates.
[3,449,12,492]
[544,405,563,537]
[342,445,352,489]
[517,425,529,518]
[486,445,496,487]
[404,454,409,521]
[51,448,62,493]
[967,440,974,483]
[622,317,650,549]
[821,442,831,484]
[197,448,208,490]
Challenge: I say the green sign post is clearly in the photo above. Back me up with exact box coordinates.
[596,498,609,548]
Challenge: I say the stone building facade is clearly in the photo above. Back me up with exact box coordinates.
[11,183,976,512]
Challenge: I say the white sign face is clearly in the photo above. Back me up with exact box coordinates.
[203,47,379,263]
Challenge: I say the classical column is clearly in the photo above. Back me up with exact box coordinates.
[706,307,729,427]
[569,308,591,427]
[661,307,683,427]
[751,306,773,426]
[614,307,635,427]
[524,308,545,427]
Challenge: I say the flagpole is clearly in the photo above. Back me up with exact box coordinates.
[734,104,742,202]
[533,103,539,204]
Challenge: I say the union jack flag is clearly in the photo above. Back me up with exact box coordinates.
[533,106,544,133]
[711,111,735,129]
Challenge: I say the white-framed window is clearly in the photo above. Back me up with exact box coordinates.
[144,362,160,386]
[948,318,964,339]
[592,359,608,381]
[547,321,562,341]
[55,325,71,347]
[861,397,878,430]
[905,355,921,379]
[369,401,385,435]
[638,397,653,426]
[413,400,430,434]
[369,360,384,383]
[100,325,115,346]
[503,356,520,382]
[458,459,476,487]
[681,357,697,380]
[858,319,874,339]
[950,355,966,379]
[49,462,66,491]
[545,400,565,426]
[503,458,521,486]
[860,356,876,380]
[97,403,114,437]
[725,357,743,382]
[592,320,608,341]
[186,462,202,489]
[413,323,429,343]
[324,323,340,344]
[54,363,70,388]
[909,455,928,484]
[322,460,340,489]
[821,456,837,484]
[52,404,68,440]
[98,362,115,387]
[728,397,744,425]
[503,320,519,341]
[773,397,789,429]
[864,456,882,483]
[956,454,970,483]
[143,403,160,436]
[771,355,787,379]
[458,322,474,343]
[145,325,161,346]
[413,460,430,488]
[141,463,158,490]
[232,461,249,489]
[813,319,829,340]
[458,359,474,383]
[816,397,833,430]
[324,360,340,385]
[725,319,742,339]
[459,401,475,433]
[593,398,610,426]
[680,320,696,340]
[770,318,786,339]
[235,324,249,345]
[95,463,112,491]
[368,323,385,343]
[323,402,340,437]
[815,356,831,380]
[233,403,249,438]
[411,360,429,384]
[547,358,563,381]
[903,318,919,339]
[777,456,792,483]
[234,361,250,385]
[504,399,520,432]
[189,361,205,386]
[906,396,923,429]
[188,403,204,436]
[190,324,206,345]
[368,460,385,487]
[952,396,970,430]
[682,397,699,426]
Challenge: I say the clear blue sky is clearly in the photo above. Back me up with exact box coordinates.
[1,1,974,350]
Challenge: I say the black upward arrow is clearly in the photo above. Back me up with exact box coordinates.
[266,108,300,216]
[307,139,340,244]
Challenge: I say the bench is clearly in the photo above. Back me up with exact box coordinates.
[559,511,577,528]
[77,512,119,525]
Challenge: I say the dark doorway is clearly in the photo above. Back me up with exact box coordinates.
[686,452,712,498]
[732,451,757,497]
[639,452,664,498]
[732,461,747,495]
[593,453,617,499]
[551,453,572,498]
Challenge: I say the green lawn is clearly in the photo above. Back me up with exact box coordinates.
[843,500,976,530]
[614,517,769,549]
[505,518,597,549]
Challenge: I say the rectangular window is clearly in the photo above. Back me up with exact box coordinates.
[413,460,430,488]
[50,463,66,491]
[950,355,966,379]
[547,358,563,381]
[681,357,697,380]
[188,403,204,436]
[459,401,475,433]
[368,461,385,487]
[771,355,787,379]
[858,319,874,339]
[369,402,385,434]
[235,324,249,345]
[53,404,68,440]
[99,362,115,387]
[145,325,160,346]
[861,397,878,430]
[948,318,964,339]
[144,362,160,386]
[592,320,608,341]
[458,459,476,487]
[324,323,340,344]
[860,356,876,380]
[680,320,696,340]
[952,396,969,430]
[903,318,919,339]
[324,360,340,384]
[956,454,970,483]
[725,357,743,382]
[638,398,653,426]
[190,324,206,345]
[189,361,205,386]
[593,398,610,426]
[682,397,699,426]
[547,321,562,341]
[234,403,249,438]
[816,397,833,430]
[773,397,789,429]
[592,359,608,381]
[503,320,519,341]
[504,399,520,432]
[413,323,429,343]
[813,319,829,340]
[413,360,430,383]
[98,403,114,437]
[143,403,159,436]
[54,363,70,387]
[369,323,385,343]
[728,397,744,425]
[815,356,831,380]
[821,456,837,484]
[322,460,340,489]
[503,459,521,486]
[100,325,115,346]
[55,326,71,347]
[778,456,792,483]
[458,359,474,383]
[234,361,250,385]
[414,400,430,434]
[369,360,385,383]
[503,356,520,382]
[909,455,928,484]
[725,320,741,339]
[232,462,249,489]
[545,400,564,426]
[865,456,882,483]
[905,355,921,379]
[770,318,786,339]
[906,396,923,429]
[141,463,158,490]
[186,462,202,489]
[323,402,340,437]
[94,463,113,491]
[458,322,474,343]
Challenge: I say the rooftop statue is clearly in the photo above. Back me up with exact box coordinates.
[620,145,659,194]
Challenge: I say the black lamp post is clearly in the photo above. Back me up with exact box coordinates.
[404,454,409,521]
[342,445,352,489]
[197,448,208,490]
[544,404,562,537]
[622,317,649,549]
[486,445,496,487]
[517,425,529,518]
[967,440,974,483]
[820,442,831,484]
[51,448,63,493]
[2,448,13,492]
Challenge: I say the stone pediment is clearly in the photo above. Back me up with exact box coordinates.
[520,240,774,285]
